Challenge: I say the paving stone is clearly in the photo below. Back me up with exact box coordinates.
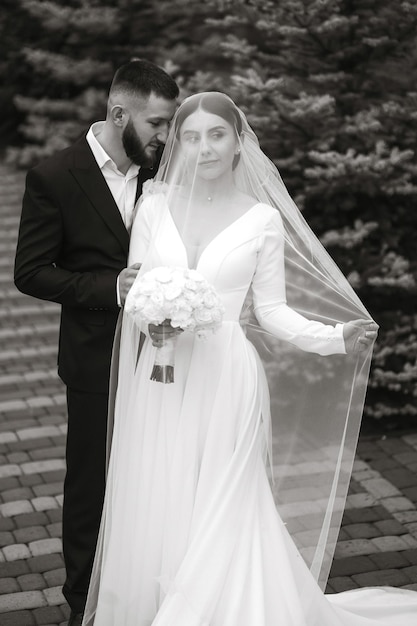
[29,538,62,558]
[27,554,64,574]
[33,483,63,498]
[32,497,59,513]
[8,438,55,453]
[336,528,350,542]
[19,474,44,487]
[326,576,359,592]
[2,544,31,561]
[360,477,401,499]
[381,468,417,489]
[364,456,400,471]
[0,518,15,532]
[0,476,20,491]
[393,451,417,466]
[0,560,30,578]
[55,495,63,507]
[33,604,65,625]
[371,535,416,552]
[2,487,34,502]
[345,493,376,509]
[0,531,15,548]
[401,534,417,548]
[376,437,413,454]
[13,526,49,545]
[356,448,387,461]
[374,518,408,536]
[0,577,20,594]
[17,426,62,441]
[26,397,55,409]
[395,511,417,524]
[380,496,415,513]
[0,590,48,612]
[404,521,417,535]
[30,448,66,462]
[0,500,34,517]
[369,550,412,569]
[329,555,375,577]
[352,568,412,587]
[342,523,381,539]
[0,464,21,479]
[15,512,49,529]
[6,452,32,464]
[46,509,62,525]
[334,538,380,558]
[21,460,66,476]
[0,399,27,413]
[351,469,380,482]
[17,573,47,591]
[43,568,65,588]
[43,585,65,606]
[45,524,62,539]
[347,479,364,494]
[403,434,417,447]
[0,432,18,444]
[402,486,417,502]
[403,565,417,582]
[0,609,36,626]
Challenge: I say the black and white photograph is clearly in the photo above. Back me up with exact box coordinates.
[0,1,416,625]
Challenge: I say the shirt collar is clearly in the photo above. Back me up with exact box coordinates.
[86,121,140,178]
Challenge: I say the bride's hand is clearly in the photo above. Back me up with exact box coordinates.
[343,319,379,353]
[148,319,183,347]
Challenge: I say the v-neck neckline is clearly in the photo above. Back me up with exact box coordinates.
[166,201,261,270]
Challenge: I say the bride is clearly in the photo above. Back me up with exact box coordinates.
[82,92,416,625]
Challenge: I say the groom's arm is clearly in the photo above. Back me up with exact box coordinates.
[14,167,120,308]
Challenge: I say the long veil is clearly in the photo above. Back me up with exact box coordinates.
[144,92,375,589]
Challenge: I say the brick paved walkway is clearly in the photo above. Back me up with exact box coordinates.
[0,162,417,625]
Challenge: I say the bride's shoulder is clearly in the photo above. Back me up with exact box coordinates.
[248,200,282,225]
[137,189,167,218]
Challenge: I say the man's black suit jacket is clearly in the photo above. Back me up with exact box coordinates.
[14,136,155,393]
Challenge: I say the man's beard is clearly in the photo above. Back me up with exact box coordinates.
[122,119,158,168]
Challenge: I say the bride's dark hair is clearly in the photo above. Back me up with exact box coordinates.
[174,92,243,135]
[174,92,243,169]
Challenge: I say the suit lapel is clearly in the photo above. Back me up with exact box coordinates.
[69,137,129,255]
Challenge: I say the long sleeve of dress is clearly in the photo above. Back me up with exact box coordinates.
[252,211,346,356]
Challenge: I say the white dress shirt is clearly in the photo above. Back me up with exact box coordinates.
[86,122,140,305]
[86,121,140,230]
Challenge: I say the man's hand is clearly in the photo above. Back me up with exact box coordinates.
[118,263,141,305]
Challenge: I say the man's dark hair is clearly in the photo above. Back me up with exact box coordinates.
[110,59,179,101]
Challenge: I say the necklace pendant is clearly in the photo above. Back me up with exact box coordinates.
[207,196,212,202]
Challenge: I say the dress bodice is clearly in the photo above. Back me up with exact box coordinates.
[129,194,345,355]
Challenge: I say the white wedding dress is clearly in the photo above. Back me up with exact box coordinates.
[83,195,417,625]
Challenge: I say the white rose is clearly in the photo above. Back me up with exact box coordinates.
[163,283,183,301]
[153,267,173,283]
[194,308,214,324]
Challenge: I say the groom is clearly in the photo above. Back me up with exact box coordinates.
[14,59,178,625]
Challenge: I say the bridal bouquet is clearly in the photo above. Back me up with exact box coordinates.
[125,266,225,383]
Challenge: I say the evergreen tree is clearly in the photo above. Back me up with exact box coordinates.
[5,0,183,166]
[172,0,417,428]
[4,0,416,427]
